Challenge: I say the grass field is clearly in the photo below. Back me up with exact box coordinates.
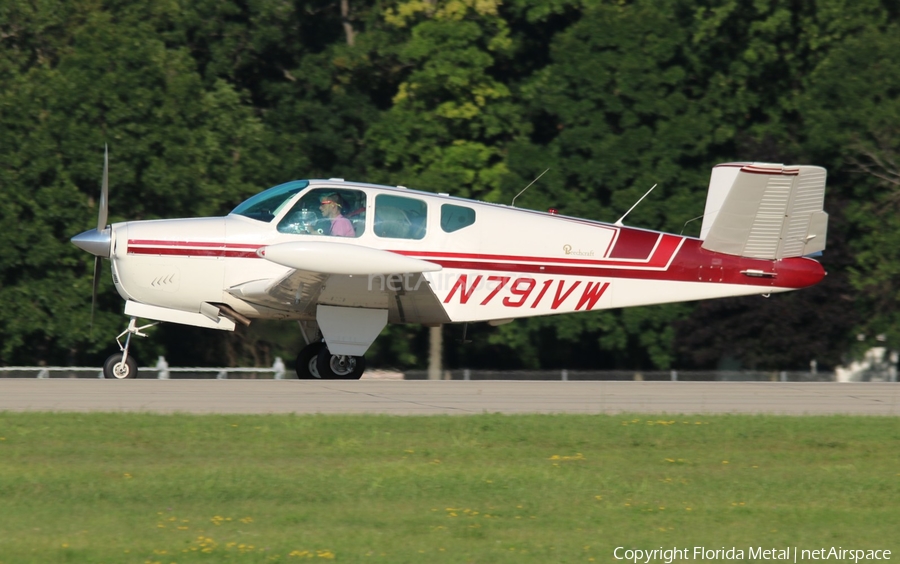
[0,412,898,563]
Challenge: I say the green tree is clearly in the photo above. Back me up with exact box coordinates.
[354,0,535,369]
[363,0,525,200]
[0,6,271,365]
[495,0,885,370]
[801,24,900,351]
[1,0,891,371]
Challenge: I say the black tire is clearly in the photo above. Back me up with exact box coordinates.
[316,347,366,380]
[103,353,138,379]
[295,342,326,379]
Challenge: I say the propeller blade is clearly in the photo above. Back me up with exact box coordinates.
[91,256,101,334]
[97,144,109,231]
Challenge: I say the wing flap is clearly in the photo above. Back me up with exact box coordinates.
[228,270,326,312]
[227,267,450,326]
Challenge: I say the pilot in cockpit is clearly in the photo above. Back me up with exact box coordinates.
[318,192,354,237]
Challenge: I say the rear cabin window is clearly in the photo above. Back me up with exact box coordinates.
[277,188,366,238]
[374,194,427,240]
[440,204,476,233]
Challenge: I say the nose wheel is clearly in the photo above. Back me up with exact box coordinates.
[103,353,138,379]
[102,317,157,380]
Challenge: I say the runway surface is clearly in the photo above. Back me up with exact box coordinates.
[0,380,898,415]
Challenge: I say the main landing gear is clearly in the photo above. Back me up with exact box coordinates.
[102,317,156,379]
[295,342,366,380]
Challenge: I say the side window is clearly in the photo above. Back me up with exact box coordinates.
[441,204,476,233]
[277,188,366,238]
[374,194,427,240]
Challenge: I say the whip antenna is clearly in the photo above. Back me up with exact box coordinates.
[680,214,704,235]
[512,168,549,208]
[615,183,657,226]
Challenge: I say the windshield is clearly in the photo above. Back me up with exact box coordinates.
[230,180,310,222]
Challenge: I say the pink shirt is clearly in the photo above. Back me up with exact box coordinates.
[330,215,355,237]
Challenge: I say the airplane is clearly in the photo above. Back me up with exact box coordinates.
[71,151,828,380]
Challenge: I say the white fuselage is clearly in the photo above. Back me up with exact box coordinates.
[107,180,823,328]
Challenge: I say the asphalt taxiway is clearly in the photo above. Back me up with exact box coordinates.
[0,380,897,415]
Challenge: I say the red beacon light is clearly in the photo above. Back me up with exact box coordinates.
[548,208,559,215]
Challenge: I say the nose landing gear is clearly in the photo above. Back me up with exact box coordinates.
[102,317,157,379]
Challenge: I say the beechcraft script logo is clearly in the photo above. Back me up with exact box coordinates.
[563,244,595,257]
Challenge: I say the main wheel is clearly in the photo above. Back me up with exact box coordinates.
[103,353,138,379]
[295,342,325,379]
[316,347,366,380]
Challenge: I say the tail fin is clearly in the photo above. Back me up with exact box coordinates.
[699,163,828,259]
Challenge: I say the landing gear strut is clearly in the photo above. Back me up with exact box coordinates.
[295,342,365,380]
[102,317,156,380]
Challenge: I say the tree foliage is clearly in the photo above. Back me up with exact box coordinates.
[1,0,897,370]
[800,22,900,350]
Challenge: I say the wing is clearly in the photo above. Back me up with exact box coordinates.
[226,241,450,325]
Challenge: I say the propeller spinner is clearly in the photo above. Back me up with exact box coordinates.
[70,145,112,329]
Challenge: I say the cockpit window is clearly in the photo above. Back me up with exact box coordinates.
[230,180,310,222]
[278,188,366,238]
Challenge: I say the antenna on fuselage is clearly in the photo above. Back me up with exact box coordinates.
[511,168,549,208]
[457,323,472,345]
[680,214,704,235]
[614,183,657,226]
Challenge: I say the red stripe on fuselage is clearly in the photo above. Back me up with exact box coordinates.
[129,247,260,258]
[125,237,824,289]
[128,239,262,259]
[394,234,683,270]
[402,239,823,289]
[608,229,661,260]
[129,239,262,249]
